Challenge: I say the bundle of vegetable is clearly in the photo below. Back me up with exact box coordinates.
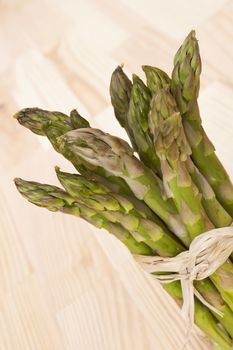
[14,31,233,349]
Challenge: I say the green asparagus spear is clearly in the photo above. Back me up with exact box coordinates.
[109,65,132,127]
[110,66,138,150]
[126,75,161,172]
[171,30,233,217]
[14,107,83,151]
[15,107,73,136]
[14,178,233,348]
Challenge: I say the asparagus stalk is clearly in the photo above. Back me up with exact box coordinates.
[142,67,232,228]
[110,66,138,150]
[127,75,161,172]
[109,65,132,128]
[149,87,233,313]
[171,30,233,217]
[57,127,191,246]
[14,107,85,152]
[14,178,233,348]
[14,107,135,196]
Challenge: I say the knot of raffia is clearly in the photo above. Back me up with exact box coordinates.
[134,227,233,332]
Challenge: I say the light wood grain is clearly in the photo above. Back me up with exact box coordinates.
[1,0,232,349]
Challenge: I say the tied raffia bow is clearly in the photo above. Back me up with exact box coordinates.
[135,227,233,333]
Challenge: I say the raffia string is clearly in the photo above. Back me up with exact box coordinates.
[134,226,233,344]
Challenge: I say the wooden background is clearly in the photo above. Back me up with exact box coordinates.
[1,0,233,349]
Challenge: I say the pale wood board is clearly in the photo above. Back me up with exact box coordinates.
[0,0,233,349]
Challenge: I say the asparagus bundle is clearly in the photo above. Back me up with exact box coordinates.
[14,31,233,348]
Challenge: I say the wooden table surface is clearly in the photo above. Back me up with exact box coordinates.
[0,1,233,349]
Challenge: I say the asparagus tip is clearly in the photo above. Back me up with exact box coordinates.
[13,108,28,120]
[189,29,196,38]
[132,74,141,83]
[14,177,22,186]
[54,166,60,174]
[141,65,159,73]
[112,65,124,75]
[13,107,40,119]
[14,177,30,195]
